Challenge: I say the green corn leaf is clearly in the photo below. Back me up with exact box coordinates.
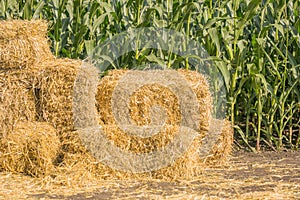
[32,1,45,20]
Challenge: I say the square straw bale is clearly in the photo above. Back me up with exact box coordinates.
[0,20,54,70]
[55,121,232,181]
[203,119,233,166]
[53,130,117,185]
[0,69,38,138]
[37,58,82,133]
[88,69,232,179]
[0,121,60,177]
[96,69,212,131]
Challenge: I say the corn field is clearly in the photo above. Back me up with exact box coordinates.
[0,0,299,152]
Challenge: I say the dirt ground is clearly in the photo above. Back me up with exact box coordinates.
[1,151,300,199]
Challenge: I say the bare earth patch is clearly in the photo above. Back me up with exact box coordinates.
[1,151,299,199]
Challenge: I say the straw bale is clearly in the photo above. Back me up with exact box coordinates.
[37,58,82,133]
[96,70,126,125]
[95,69,211,154]
[37,58,102,134]
[203,119,233,166]
[99,125,180,154]
[176,69,212,131]
[36,65,232,179]
[0,121,60,177]
[0,69,38,137]
[101,124,207,179]
[88,69,231,178]
[55,127,202,181]
[96,69,212,131]
[0,20,53,69]
[54,130,118,184]
[56,121,232,181]
[152,136,204,179]
[152,119,233,179]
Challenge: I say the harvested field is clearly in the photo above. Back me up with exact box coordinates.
[0,151,299,199]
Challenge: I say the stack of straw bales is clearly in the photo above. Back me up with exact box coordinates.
[94,69,233,179]
[33,63,233,180]
[0,20,60,177]
[0,20,54,137]
[0,20,233,180]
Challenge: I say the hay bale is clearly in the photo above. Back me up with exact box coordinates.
[54,131,115,184]
[0,70,38,137]
[91,69,231,179]
[96,69,212,131]
[203,119,233,165]
[152,136,204,179]
[36,58,101,134]
[100,124,206,179]
[151,119,233,179]
[0,20,53,69]
[0,122,60,177]
[36,64,232,179]
[96,69,211,154]
[57,121,232,181]
[37,58,82,133]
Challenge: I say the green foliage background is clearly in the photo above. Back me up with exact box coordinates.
[1,0,299,151]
